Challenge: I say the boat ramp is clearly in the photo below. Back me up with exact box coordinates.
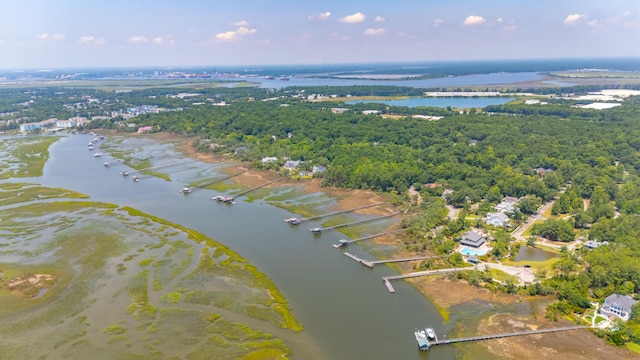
[415,325,589,351]
[284,203,387,225]
[309,213,399,234]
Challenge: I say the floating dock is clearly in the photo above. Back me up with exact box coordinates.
[415,326,589,351]
[332,229,406,247]
[309,213,399,234]
[284,203,387,225]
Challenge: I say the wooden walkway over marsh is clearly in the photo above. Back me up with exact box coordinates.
[188,170,248,192]
[309,213,399,234]
[418,325,589,351]
[343,252,440,268]
[383,266,478,293]
[332,229,406,247]
[289,203,387,224]
[234,178,283,197]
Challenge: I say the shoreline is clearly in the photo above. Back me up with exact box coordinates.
[149,131,634,360]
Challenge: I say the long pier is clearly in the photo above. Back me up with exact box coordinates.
[343,252,439,268]
[127,159,199,175]
[234,178,283,197]
[383,267,477,293]
[309,213,399,234]
[291,203,387,224]
[332,229,406,247]
[417,326,589,351]
[188,170,249,192]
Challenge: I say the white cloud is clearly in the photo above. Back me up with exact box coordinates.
[564,14,585,25]
[233,20,249,27]
[128,36,149,44]
[496,17,504,24]
[237,27,257,36]
[586,20,600,28]
[36,33,66,41]
[463,15,486,26]
[215,25,257,42]
[331,33,350,40]
[375,16,385,22]
[432,19,444,28]
[308,12,331,21]
[154,37,165,44]
[339,12,366,24]
[78,36,105,46]
[364,28,386,36]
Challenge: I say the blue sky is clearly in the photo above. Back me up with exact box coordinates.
[0,0,638,69]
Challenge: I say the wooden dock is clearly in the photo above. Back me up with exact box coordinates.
[332,229,406,247]
[290,203,387,224]
[343,252,441,268]
[187,170,248,192]
[419,326,589,350]
[234,178,283,197]
[383,267,476,293]
[309,213,399,234]
[127,159,199,175]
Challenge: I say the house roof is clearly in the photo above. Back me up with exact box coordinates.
[486,212,509,222]
[461,231,485,247]
[605,294,638,313]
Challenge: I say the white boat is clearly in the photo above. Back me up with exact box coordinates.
[120,171,129,176]
[88,146,94,150]
[426,328,436,340]
[103,162,110,167]
[179,187,192,193]
[93,153,102,157]
[132,176,140,182]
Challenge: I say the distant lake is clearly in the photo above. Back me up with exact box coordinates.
[249,72,542,89]
[345,97,516,108]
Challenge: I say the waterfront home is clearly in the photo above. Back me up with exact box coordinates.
[601,294,638,321]
[485,212,510,227]
[19,122,42,132]
[312,165,327,173]
[460,231,486,248]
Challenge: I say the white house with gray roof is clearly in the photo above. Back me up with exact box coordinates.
[485,212,510,227]
[601,294,638,321]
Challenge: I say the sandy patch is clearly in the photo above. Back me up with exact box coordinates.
[5,273,57,298]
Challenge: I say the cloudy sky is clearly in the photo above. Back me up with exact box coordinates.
[0,0,638,69]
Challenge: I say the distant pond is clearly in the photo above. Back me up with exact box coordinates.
[515,246,560,262]
[345,97,516,108]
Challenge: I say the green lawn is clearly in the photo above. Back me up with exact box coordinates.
[521,220,544,237]
[627,342,640,355]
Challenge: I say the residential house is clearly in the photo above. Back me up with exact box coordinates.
[460,231,486,248]
[312,165,327,173]
[601,294,638,321]
[19,122,42,132]
[584,240,609,249]
[485,212,510,227]
[261,157,277,163]
[331,107,350,114]
[494,196,519,213]
[284,160,301,170]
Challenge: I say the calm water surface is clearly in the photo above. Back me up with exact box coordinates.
[515,246,560,262]
[37,134,457,360]
[249,72,542,89]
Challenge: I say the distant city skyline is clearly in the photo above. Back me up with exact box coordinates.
[0,0,639,69]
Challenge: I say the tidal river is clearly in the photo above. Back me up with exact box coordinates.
[37,134,455,359]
